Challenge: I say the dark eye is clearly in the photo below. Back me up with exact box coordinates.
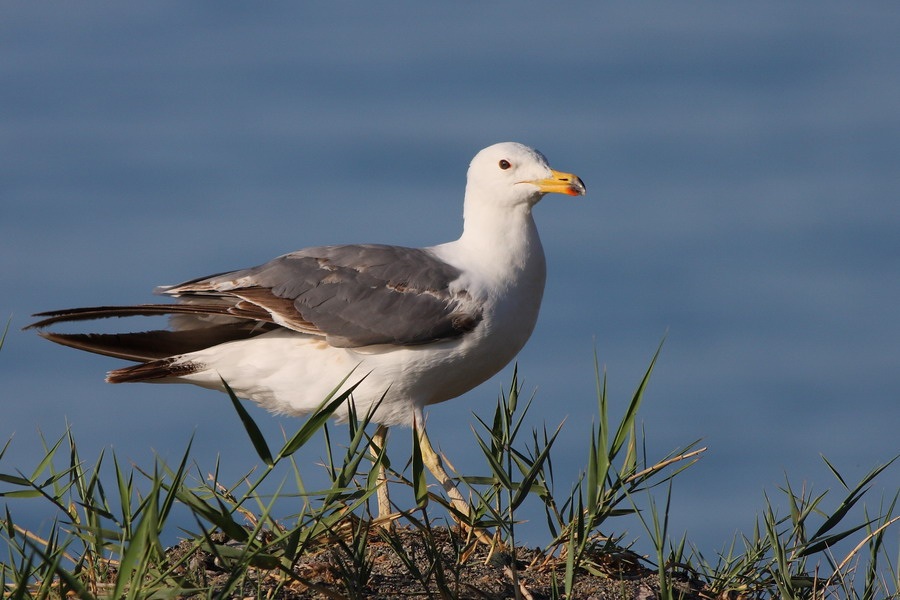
[499,159,511,170]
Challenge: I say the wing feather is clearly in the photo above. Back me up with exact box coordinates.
[162,244,482,347]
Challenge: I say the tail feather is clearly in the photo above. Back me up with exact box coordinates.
[29,303,276,385]
[35,323,275,362]
[107,358,204,383]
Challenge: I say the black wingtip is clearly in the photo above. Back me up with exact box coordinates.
[25,303,252,331]
[34,330,155,361]
[25,305,174,330]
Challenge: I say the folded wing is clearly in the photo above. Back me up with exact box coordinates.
[28,244,483,362]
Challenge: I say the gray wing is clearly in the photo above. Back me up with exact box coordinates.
[160,244,482,348]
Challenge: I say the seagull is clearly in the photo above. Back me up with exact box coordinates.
[28,142,586,522]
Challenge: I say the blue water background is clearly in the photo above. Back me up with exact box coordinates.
[2,3,898,559]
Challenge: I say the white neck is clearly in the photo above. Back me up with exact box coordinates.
[448,192,546,288]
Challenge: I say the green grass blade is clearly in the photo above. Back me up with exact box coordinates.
[113,454,134,539]
[472,428,514,490]
[586,431,599,516]
[511,422,562,511]
[611,340,663,460]
[806,456,897,546]
[175,487,248,542]
[222,377,273,467]
[278,371,368,459]
[799,520,877,558]
[157,437,193,526]
[112,488,159,599]
[0,317,10,350]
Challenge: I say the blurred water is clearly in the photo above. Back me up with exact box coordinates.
[2,2,898,561]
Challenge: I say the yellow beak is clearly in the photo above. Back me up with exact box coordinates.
[526,169,587,196]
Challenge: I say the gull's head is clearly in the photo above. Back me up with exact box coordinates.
[465,142,586,209]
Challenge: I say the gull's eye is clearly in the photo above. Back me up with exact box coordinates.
[499,159,511,170]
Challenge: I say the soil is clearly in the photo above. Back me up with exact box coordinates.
[162,525,710,599]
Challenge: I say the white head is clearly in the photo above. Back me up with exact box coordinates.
[465,142,586,210]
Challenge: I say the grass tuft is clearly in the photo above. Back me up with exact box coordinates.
[1,343,897,598]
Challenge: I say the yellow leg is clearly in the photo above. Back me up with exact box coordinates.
[370,424,393,528]
[415,419,495,546]
[414,420,469,517]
